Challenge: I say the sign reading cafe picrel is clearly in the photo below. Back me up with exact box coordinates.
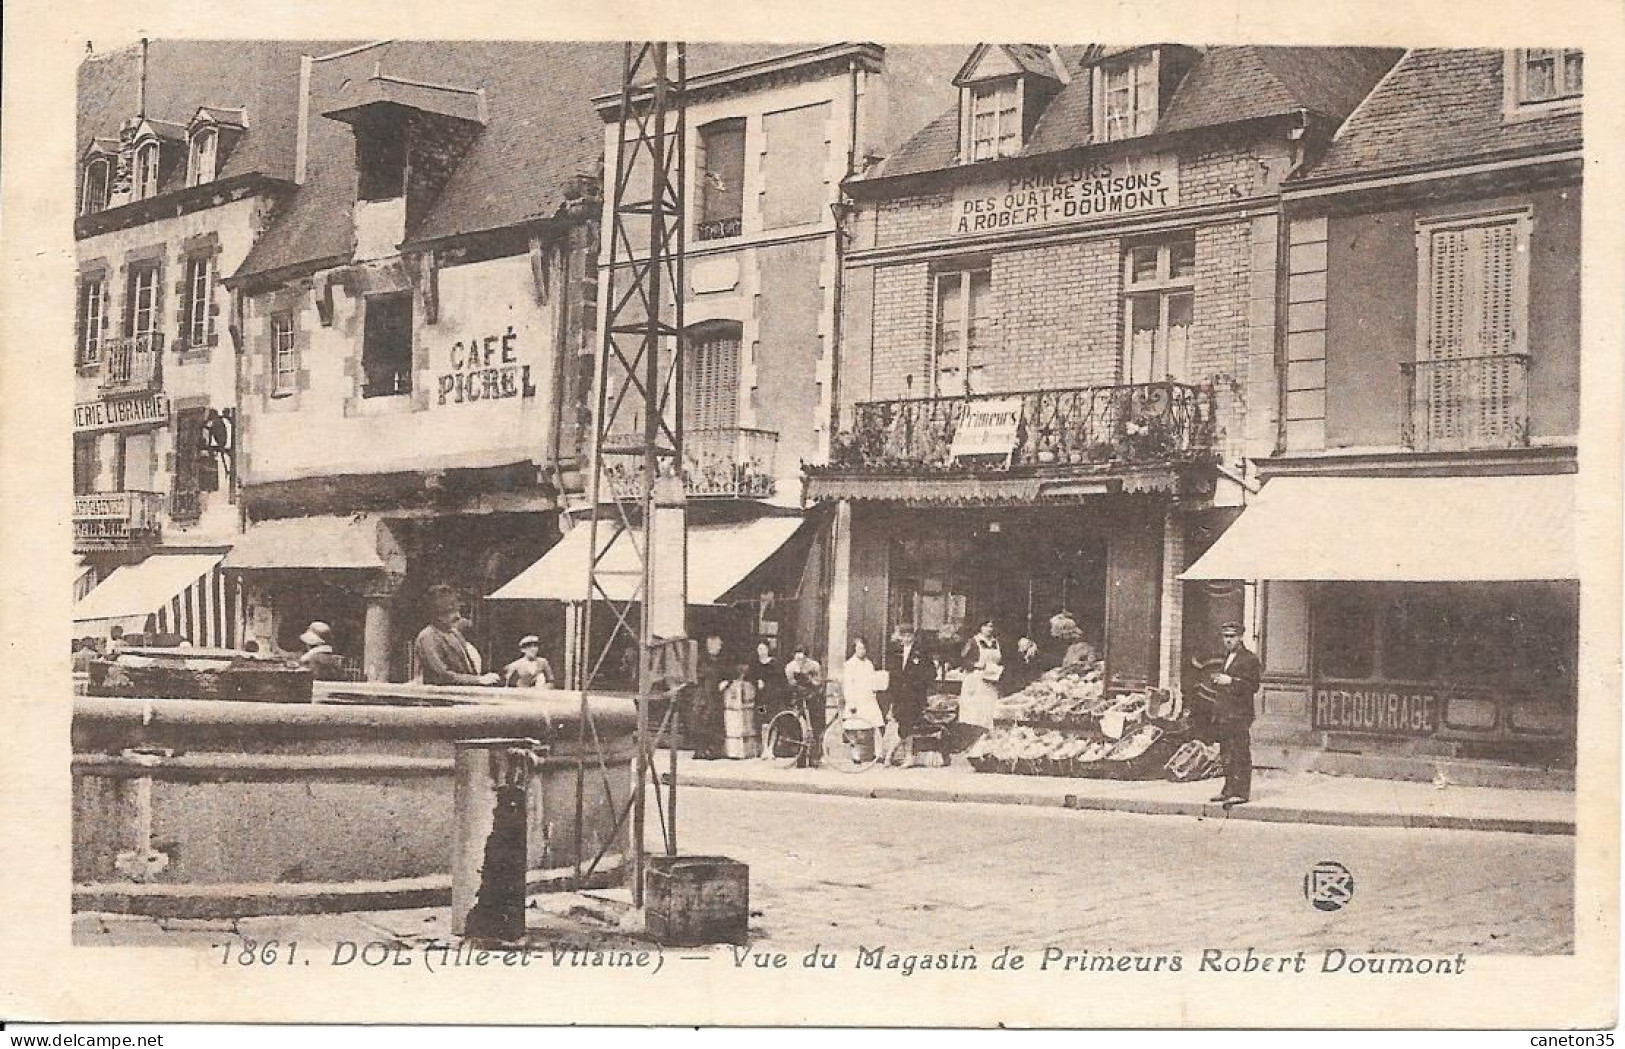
[951,154,1180,236]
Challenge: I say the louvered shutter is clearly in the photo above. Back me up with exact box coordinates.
[1475,223,1519,439]
[685,328,740,432]
[1425,227,1470,442]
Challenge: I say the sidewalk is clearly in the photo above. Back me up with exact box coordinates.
[666,751,1575,835]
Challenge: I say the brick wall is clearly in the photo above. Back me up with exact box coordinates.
[1192,220,1254,464]
[873,191,954,249]
[988,239,1120,391]
[868,262,932,399]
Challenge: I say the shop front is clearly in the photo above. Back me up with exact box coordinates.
[1183,474,1579,773]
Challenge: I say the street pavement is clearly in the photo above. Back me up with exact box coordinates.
[671,788,1573,955]
[76,787,1573,955]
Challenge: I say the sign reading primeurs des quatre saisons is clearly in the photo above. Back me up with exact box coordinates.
[951,154,1179,236]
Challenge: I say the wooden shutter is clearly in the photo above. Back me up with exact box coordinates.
[685,327,740,432]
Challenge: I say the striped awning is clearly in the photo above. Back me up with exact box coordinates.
[72,552,241,647]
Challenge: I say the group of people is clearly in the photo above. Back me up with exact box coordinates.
[689,634,826,761]
[292,584,556,688]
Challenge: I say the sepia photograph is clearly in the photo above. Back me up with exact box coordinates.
[2,0,1619,1031]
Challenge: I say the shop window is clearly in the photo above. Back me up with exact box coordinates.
[187,127,218,186]
[967,80,1021,161]
[1507,48,1583,110]
[180,255,212,349]
[81,158,110,215]
[685,323,741,431]
[933,267,993,396]
[356,116,408,201]
[361,292,414,397]
[76,275,106,367]
[135,140,161,200]
[126,262,161,341]
[271,313,298,395]
[1415,211,1530,447]
[73,436,98,496]
[171,405,216,523]
[1313,585,1377,679]
[1094,51,1159,142]
[889,534,974,643]
[1122,234,1194,384]
[697,118,745,240]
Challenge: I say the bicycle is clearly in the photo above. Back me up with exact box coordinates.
[762,689,897,773]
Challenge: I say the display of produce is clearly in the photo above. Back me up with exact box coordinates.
[968,660,1207,780]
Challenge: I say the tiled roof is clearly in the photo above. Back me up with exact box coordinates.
[865,45,1402,181]
[237,41,960,278]
[78,40,340,191]
[239,41,623,279]
[1303,48,1584,182]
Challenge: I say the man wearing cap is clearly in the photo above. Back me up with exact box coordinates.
[415,585,501,686]
[299,621,347,681]
[1208,621,1262,806]
[504,635,554,689]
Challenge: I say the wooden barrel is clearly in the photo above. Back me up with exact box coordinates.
[722,681,758,759]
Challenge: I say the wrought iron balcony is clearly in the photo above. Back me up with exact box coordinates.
[1401,353,1530,452]
[72,490,165,551]
[604,427,779,500]
[828,382,1218,473]
[99,333,165,394]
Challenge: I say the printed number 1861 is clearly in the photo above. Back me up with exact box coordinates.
[216,940,300,965]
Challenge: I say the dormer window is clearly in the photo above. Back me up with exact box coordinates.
[1094,50,1159,142]
[355,115,409,201]
[81,157,111,215]
[135,139,161,200]
[969,81,1021,161]
[188,127,218,186]
[1505,49,1583,116]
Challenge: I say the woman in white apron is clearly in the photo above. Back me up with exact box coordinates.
[841,638,885,730]
[957,620,1002,734]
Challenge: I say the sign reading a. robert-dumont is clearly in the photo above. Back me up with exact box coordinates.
[951,154,1179,236]
[74,394,170,433]
[950,397,1024,459]
[1313,686,1441,736]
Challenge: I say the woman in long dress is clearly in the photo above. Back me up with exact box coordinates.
[957,620,1003,735]
[841,638,885,730]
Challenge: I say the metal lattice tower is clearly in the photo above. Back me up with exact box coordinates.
[572,42,687,908]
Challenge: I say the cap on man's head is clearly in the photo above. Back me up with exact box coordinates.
[519,635,541,648]
[300,621,333,646]
[1220,621,1243,636]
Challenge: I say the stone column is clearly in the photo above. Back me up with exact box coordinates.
[362,575,401,683]
[1157,509,1185,690]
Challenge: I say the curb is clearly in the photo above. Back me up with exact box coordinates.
[674,774,1576,836]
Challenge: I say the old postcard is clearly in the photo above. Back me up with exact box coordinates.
[0,0,1619,1030]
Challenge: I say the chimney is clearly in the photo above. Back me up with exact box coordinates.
[137,37,149,118]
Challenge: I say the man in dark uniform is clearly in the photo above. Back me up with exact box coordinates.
[888,624,935,741]
[1208,621,1262,807]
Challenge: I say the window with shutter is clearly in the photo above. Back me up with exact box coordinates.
[1414,211,1531,450]
[685,325,741,432]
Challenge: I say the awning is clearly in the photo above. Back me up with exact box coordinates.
[222,515,387,570]
[73,551,237,646]
[490,516,806,604]
[1181,474,1577,582]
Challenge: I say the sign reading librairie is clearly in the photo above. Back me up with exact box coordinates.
[74,394,170,433]
[950,397,1024,460]
[951,154,1179,236]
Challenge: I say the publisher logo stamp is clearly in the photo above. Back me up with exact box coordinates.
[1304,861,1355,912]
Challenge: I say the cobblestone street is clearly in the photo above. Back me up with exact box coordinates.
[670,788,1574,955]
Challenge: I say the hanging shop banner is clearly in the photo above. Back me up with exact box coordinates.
[74,394,170,433]
[1313,685,1441,736]
[951,154,1180,236]
[950,397,1024,460]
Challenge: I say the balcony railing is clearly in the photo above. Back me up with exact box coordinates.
[828,382,1218,473]
[99,333,165,394]
[604,427,779,500]
[72,490,165,551]
[1401,353,1530,452]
